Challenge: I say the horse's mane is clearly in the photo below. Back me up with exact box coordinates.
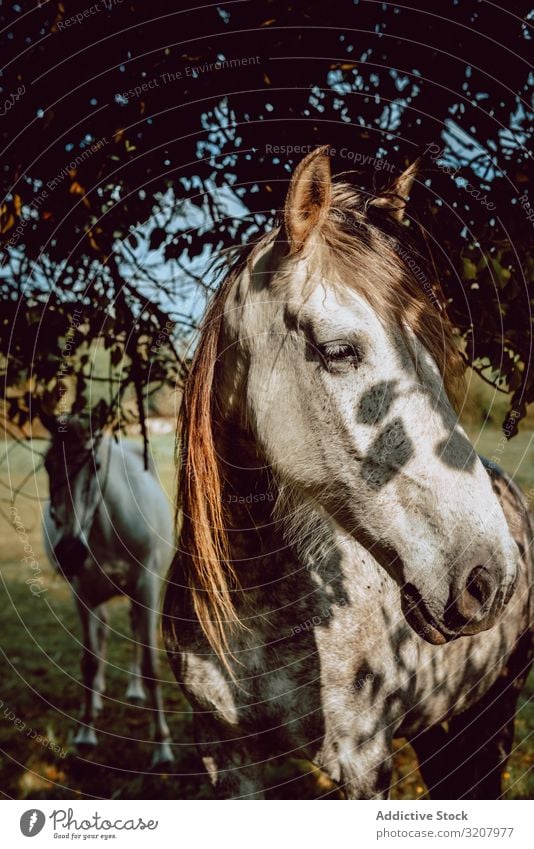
[163,181,464,670]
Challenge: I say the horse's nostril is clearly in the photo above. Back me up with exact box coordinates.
[456,565,495,621]
[467,565,490,604]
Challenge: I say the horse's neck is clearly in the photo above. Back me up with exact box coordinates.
[217,423,277,583]
[91,439,131,527]
[218,421,371,589]
[219,419,270,500]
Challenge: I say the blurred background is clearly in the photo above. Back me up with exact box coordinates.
[0,0,532,798]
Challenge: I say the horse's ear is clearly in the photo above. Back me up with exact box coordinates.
[283,145,332,253]
[368,159,419,222]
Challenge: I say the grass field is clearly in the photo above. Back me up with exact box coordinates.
[0,423,532,800]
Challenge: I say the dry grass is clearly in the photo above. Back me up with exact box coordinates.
[0,427,532,800]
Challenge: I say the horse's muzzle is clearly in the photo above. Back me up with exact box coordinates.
[53,536,89,579]
[402,559,519,644]
[443,563,518,636]
[401,584,453,645]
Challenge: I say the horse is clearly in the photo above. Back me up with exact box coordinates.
[41,415,175,768]
[162,146,533,799]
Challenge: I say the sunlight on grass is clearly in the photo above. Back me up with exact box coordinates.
[1,420,532,799]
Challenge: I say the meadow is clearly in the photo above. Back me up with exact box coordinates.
[0,409,532,800]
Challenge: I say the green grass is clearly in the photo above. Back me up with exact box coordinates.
[0,428,532,799]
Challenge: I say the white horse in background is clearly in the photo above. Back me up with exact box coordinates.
[42,415,175,768]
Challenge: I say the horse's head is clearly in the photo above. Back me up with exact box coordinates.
[42,415,101,573]
[214,146,518,645]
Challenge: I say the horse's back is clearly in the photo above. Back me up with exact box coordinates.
[43,437,174,603]
[89,438,174,576]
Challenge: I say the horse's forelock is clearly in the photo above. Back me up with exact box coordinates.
[46,419,96,484]
[49,416,90,446]
[319,182,463,400]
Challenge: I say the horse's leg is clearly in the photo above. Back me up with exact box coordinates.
[133,585,174,768]
[194,718,267,799]
[411,632,533,799]
[196,723,392,799]
[319,735,394,799]
[125,602,146,704]
[201,751,267,799]
[73,600,104,748]
[92,604,108,710]
[411,702,516,800]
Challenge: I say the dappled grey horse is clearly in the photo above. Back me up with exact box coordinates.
[163,147,533,798]
[42,416,175,767]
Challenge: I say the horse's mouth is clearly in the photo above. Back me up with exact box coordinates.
[401,584,457,646]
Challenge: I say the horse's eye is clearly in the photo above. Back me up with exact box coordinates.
[319,342,362,368]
